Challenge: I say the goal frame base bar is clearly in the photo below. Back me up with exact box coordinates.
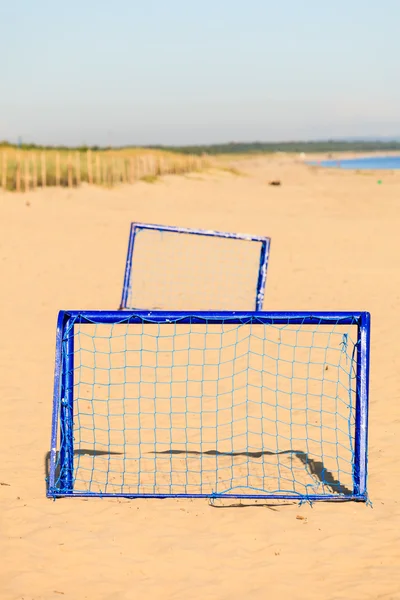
[119,222,271,311]
[48,492,367,502]
[48,310,370,502]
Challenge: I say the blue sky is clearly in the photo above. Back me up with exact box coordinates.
[1,0,399,146]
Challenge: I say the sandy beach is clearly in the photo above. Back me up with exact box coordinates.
[1,157,399,599]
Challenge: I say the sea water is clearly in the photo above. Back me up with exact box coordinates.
[309,155,400,170]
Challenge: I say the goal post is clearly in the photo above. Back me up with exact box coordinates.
[119,223,271,311]
[48,310,370,501]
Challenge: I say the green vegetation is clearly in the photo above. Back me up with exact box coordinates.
[140,174,158,184]
[217,166,244,176]
[149,140,400,156]
[0,141,102,152]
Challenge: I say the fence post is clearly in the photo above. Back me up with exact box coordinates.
[24,157,30,192]
[75,152,81,186]
[109,156,114,187]
[1,151,7,191]
[87,149,93,184]
[16,152,21,192]
[102,157,107,186]
[96,153,101,184]
[67,153,73,187]
[56,153,61,187]
[129,157,135,184]
[121,158,127,184]
[111,156,116,186]
[41,152,46,187]
[32,153,38,190]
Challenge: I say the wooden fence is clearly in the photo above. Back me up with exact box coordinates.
[0,150,208,192]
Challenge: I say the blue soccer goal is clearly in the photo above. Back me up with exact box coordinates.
[119,223,271,312]
[48,311,370,501]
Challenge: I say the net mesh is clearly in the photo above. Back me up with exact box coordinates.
[53,316,358,498]
[123,227,266,310]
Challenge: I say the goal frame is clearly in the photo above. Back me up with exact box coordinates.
[119,222,271,311]
[48,310,370,502]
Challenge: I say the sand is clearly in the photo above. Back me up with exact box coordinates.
[0,157,399,599]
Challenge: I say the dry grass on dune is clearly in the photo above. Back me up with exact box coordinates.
[0,147,211,192]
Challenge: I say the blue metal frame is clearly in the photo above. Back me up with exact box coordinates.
[59,318,75,492]
[49,312,75,494]
[48,311,65,494]
[119,222,271,311]
[353,311,370,497]
[48,310,371,501]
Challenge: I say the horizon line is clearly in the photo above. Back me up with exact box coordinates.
[1,137,400,151]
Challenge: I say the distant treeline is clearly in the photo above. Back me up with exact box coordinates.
[1,139,400,155]
[150,140,400,155]
[0,141,105,152]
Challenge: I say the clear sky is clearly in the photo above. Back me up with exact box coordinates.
[1,0,399,146]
